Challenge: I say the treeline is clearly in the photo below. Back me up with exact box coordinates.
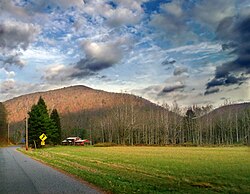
[6,100,250,146]
[0,102,7,142]
[195,104,250,145]
[62,102,250,145]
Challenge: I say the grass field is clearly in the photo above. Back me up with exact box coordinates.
[21,146,250,194]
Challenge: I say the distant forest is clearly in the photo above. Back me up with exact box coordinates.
[61,102,250,146]
[5,95,250,146]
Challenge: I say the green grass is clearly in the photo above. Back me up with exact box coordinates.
[20,146,250,193]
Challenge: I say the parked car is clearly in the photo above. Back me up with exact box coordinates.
[62,139,72,145]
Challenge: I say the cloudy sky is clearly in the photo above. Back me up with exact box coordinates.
[0,0,250,107]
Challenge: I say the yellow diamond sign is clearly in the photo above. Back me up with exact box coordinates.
[39,133,47,141]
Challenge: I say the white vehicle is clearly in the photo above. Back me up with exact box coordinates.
[62,137,81,145]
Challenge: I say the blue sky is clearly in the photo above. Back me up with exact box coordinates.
[0,0,250,107]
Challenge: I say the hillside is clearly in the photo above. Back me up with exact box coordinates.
[3,85,159,124]
[201,102,250,120]
[4,85,176,145]
[194,102,250,145]
[3,85,249,145]
[214,102,250,114]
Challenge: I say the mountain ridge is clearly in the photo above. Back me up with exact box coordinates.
[3,85,162,124]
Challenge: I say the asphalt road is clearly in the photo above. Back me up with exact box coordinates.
[0,146,101,194]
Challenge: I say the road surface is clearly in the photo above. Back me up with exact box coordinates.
[0,146,101,194]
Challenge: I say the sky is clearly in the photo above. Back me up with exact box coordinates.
[0,0,250,107]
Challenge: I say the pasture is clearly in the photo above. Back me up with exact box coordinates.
[21,146,250,193]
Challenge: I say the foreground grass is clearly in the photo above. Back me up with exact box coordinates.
[20,146,250,193]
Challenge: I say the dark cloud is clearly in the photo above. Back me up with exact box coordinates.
[0,20,40,52]
[75,58,114,72]
[0,20,40,68]
[1,54,25,67]
[162,58,176,66]
[204,87,220,95]
[161,84,185,94]
[205,16,250,93]
[44,39,127,81]
[206,78,224,88]
[67,40,126,79]
[173,67,188,76]
[207,75,246,89]
[69,59,96,79]
[221,42,237,51]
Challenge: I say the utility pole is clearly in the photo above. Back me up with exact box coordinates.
[25,116,28,151]
[7,123,10,144]
[90,128,92,145]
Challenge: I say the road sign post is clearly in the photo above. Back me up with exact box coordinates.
[39,133,47,147]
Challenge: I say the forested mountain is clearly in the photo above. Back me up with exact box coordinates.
[4,85,158,124]
[195,103,250,145]
[2,85,250,145]
[4,85,177,144]
[204,103,250,119]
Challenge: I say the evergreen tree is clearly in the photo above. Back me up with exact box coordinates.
[28,97,58,147]
[186,108,196,119]
[50,109,61,144]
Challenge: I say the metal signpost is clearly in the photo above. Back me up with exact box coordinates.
[39,133,47,146]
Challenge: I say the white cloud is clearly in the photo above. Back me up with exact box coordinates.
[161,0,183,17]
[22,46,66,63]
[148,0,198,44]
[0,81,55,101]
[106,7,142,27]
[113,0,146,12]
[81,40,123,66]
[0,0,29,20]
[151,0,185,29]
[82,0,144,27]
[173,67,188,76]
[166,42,222,54]
[193,0,236,28]
[51,0,84,8]
[26,0,84,11]
[0,79,15,93]
[42,64,77,83]
[6,71,15,78]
